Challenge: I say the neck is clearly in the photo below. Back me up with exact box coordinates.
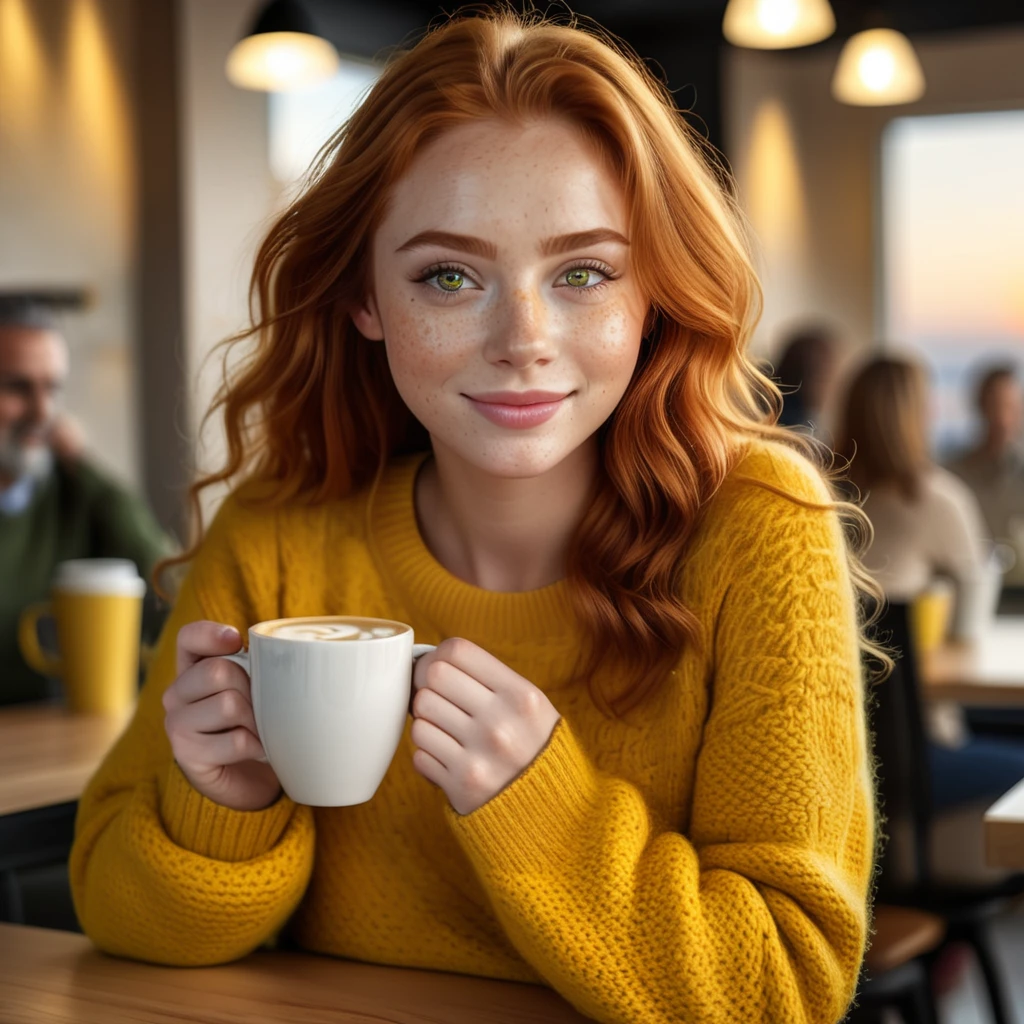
[415,440,599,592]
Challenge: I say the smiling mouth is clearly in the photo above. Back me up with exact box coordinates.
[464,393,571,429]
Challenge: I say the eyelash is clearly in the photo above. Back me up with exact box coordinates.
[414,260,618,300]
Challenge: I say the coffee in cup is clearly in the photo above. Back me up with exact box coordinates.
[260,618,402,642]
[221,615,434,806]
[18,558,146,714]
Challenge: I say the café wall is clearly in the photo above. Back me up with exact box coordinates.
[179,0,280,528]
[0,0,137,486]
[725,25,1024,369]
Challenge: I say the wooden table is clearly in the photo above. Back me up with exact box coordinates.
[986,777,1024,870]
[921,616,1024,706]
[0,703,131,817]
[0,923,592,1023]
[0,703,131,921]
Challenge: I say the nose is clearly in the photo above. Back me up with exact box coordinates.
[483,287,557,368]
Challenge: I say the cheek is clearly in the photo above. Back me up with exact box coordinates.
[383,303,475,394]
[573,303,643,382]
[0,396,23,426]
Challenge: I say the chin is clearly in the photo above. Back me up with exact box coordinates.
[454,442,581,480]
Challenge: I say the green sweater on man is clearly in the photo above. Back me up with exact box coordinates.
[0,457,175,705]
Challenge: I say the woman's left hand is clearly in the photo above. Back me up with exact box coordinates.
[410,637,561,816]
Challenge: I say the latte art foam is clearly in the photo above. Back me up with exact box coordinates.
[261,618,403,642]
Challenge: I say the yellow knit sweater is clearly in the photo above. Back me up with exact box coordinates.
[70,440,874,1024]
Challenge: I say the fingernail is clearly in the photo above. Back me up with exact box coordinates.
[220,625,240,641]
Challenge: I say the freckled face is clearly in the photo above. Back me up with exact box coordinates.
[351,118,648,478]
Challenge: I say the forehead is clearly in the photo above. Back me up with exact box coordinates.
[0,327,68,376]
[381,118,627,241]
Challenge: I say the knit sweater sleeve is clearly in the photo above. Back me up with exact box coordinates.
[69,488,316,966]
[445,447,874,1024]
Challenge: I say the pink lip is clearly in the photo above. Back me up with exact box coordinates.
[466,394,569,429]
[468,390,570,406]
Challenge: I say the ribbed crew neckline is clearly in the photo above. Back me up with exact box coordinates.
[365,451,576,641]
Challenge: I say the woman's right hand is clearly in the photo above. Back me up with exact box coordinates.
[162,621,283,811]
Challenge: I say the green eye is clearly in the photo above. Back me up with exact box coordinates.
[436,270,464,292]
[565,268,592,288]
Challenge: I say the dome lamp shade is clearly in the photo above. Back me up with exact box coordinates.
[723,0,836,49]
[831,28,925,106]
[226,0,340,93]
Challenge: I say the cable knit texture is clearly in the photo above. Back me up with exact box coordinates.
[70,440,874,1023]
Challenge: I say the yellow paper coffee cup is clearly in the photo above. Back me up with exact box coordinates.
[19,559,146,714]
[910,580,954,655]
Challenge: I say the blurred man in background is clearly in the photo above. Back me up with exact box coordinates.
[946,364,1024,589]
[0,296,175,705]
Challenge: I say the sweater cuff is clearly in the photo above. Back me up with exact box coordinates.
[445,718,600,874]
[159,761,297,862]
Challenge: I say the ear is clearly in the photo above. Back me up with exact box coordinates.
[351,293,385,341]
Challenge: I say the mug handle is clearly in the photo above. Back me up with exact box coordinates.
[220,649,250,674]
[412,644,436,660]
[218,648,267,762]
[18,602,64,677]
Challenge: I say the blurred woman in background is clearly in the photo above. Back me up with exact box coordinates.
[838,356,990,637]
[837,354,1024,879]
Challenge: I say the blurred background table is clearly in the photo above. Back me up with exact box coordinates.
[0,703,130,923]
[0,923,593,1023]
[986,777,1024,871]
[0,703,130,817]
[921,616,1024,706]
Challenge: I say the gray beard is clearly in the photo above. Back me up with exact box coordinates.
[0,438,54,483]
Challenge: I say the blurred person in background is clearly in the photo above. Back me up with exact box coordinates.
[946,363,1024,591]
[837,354,1024,877]
[773,324,843,439]
[947,364,1024,739]
[0,296,176,705]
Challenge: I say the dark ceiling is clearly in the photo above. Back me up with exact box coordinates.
[567,0,1024,35]
[302,0,1024,156]
[307,0,1024,46]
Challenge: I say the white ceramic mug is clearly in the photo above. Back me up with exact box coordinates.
[221,615,435,806]
[955,541,1016,643]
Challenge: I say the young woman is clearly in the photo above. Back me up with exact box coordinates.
[71,10,880,1022]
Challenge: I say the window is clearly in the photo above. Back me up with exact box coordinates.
[881,110,1024,458]
[268,57,382,188]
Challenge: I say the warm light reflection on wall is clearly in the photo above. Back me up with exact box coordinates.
[745,98,808,260]
[66,0,132,231]
[0,0,48,140]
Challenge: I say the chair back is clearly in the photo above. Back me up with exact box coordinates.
[865,600,934,898]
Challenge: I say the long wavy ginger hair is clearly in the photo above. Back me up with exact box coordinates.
[158,7,887,717]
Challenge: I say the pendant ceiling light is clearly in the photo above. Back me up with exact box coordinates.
[831,28,925,106]
[226,0,340,93]
[722,0,836,49]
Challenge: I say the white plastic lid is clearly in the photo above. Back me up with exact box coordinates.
[52,558,147,596]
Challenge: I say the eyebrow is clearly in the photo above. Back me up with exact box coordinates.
[395,228,630,259]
